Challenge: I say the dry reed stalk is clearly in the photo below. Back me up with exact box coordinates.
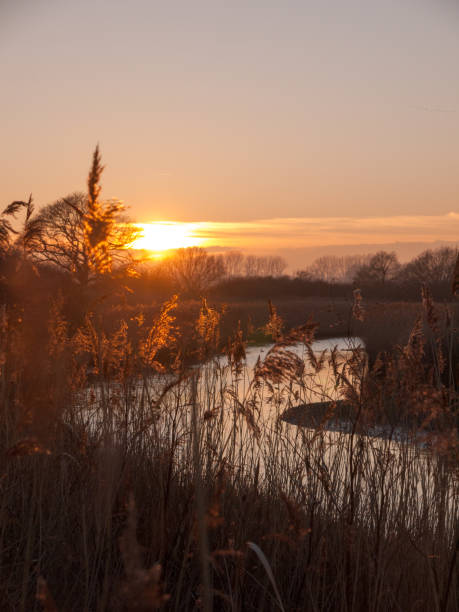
[36,576,58,612]
[191,372,213,612]
[352,288,365,322]
[452,253,459,295]
[115,494,170,610]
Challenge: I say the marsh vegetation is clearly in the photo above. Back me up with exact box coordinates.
[0,151,457,611]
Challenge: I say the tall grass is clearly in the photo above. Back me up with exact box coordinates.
[0,290,457,611]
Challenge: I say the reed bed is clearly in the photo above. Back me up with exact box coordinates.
[0,293,457,612]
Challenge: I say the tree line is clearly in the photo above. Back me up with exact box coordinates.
[297,248,458,288]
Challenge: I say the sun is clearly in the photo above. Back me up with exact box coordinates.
[129,222,204,255]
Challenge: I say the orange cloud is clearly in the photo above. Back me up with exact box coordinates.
[188,212,459,250]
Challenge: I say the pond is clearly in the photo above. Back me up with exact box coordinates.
[71,334,457,534]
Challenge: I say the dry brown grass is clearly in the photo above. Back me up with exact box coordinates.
[0,289,457,611]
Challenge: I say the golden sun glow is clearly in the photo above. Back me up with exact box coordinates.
[130,222,205,255]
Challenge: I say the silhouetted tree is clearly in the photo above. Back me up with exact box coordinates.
[244,255,259,276]
[167,247,225,295]
[305,255,339,282]
[265,255,287,276]
[353,251,400,286]
[36,148,139,285]
[244,254,287,277]
[303,254,373,283]
[399,247,457,285]
[222,251,245,277]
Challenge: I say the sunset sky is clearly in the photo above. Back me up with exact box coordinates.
[1,0,458,265]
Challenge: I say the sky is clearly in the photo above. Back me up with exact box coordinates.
[1,0,458,263]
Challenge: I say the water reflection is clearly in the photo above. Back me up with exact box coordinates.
[73,335,457,530]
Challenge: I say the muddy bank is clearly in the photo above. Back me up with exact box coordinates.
[280,400,355,431]
[280,400,458,444]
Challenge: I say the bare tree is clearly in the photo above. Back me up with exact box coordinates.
[307,256,342,282]
[265,255,287,276]
[353,251,400,285]
[244,254,287,277]
[36,193,137,285]
[35,148,139,285]
[344,254,373,282]
[35,193,89,284]
[223,251,245,277]
[304,254,373,283]
[244,255,259,277]
[167,247,225,295]
[400,247,457,284]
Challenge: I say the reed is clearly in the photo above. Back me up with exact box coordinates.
[0,286,456,611]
